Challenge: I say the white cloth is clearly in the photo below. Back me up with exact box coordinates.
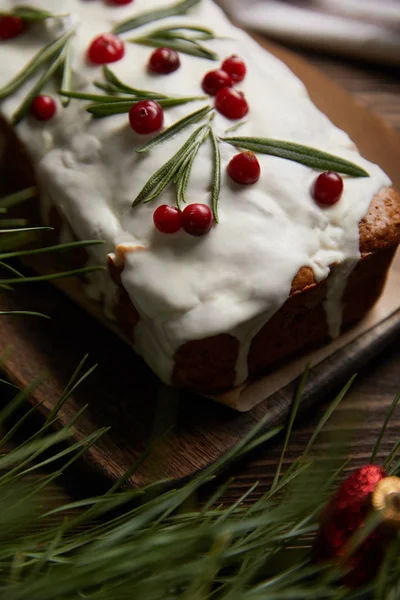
[218,0,400,66]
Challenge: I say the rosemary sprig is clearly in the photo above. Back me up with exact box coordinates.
[210,128,221,222]
[12,46,67,125]
[112,0,202,35]
[136,106,213,153]
[176,125,211,208]
[129,25,218,61]
[0,6,68,21]
[221,136,370,177]
[62,67,206,118]
[0,26,76,101]
[60,39,73,108]
[133,124,209,207]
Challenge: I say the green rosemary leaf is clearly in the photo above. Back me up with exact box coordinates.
[59,91,135,103]
[225,120,247,134]
[0,187,37,209]
[0,265,106,285]
[221,136,370,177]
[0,6,68,21]
[113,0,202,35]
[60,40,73,108]
[149,25,215,39]
[176,141,201,208]
[12,48,66,125]
[210,128,221,223]
[0,26,76,101]
[93,81,120,94]
[0,311,50,319]
[130,36,218,61]
[87,96,206,118]
[137,106,213,153]
[103,66,168,99]
[133,126,206,206]
[176,145,198,207]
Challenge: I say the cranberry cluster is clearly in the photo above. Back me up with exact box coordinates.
[202,55,248,120]
[153,204,213,236]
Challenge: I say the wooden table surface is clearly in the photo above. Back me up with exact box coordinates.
[223,46,400,503]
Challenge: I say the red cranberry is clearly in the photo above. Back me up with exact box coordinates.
[215,87,249,120]
[312,171,344,206]
[227,151,260,184]
[0,15,25,40]
[87,33,125,65]
[107,0,134,4]
[148,47,180,74]
[181,204,213,236]
[202,69,233,96]
[30,95,57,121]
[221,55,246,83]
[129,100,164,134]
[153,205,181,233]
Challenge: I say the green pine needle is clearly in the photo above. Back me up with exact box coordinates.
[371,392,400,463]
[0,367,397,598]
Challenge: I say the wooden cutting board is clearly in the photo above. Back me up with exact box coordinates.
[1,39,400,487]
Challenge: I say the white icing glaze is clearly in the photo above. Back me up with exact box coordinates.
[0,0,391,387]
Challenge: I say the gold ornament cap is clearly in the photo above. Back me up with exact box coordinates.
[372,476,400,527]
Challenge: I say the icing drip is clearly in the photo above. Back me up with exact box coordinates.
[323,260,358,339]
[0,0,391,388]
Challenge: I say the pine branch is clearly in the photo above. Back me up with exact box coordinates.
[0,371,397,598]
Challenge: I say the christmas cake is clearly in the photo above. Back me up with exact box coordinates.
[0,0,399,396]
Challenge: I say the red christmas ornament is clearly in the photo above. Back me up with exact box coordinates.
[129,100,164,134]
[87,33,125,65]
[215,87,249,120]
[312,171,343,206]
[148,47,180,74]
[221,55,247,83]
[107,0,134,4]
[202,69,233,96]
[153,205,181,234]
[227,151,260,184]
[315,466,400,588]
[30,95,57,121]
[0,15,25,40]
[181,204,213,236]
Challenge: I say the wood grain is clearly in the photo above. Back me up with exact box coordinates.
[0,40,399,489]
